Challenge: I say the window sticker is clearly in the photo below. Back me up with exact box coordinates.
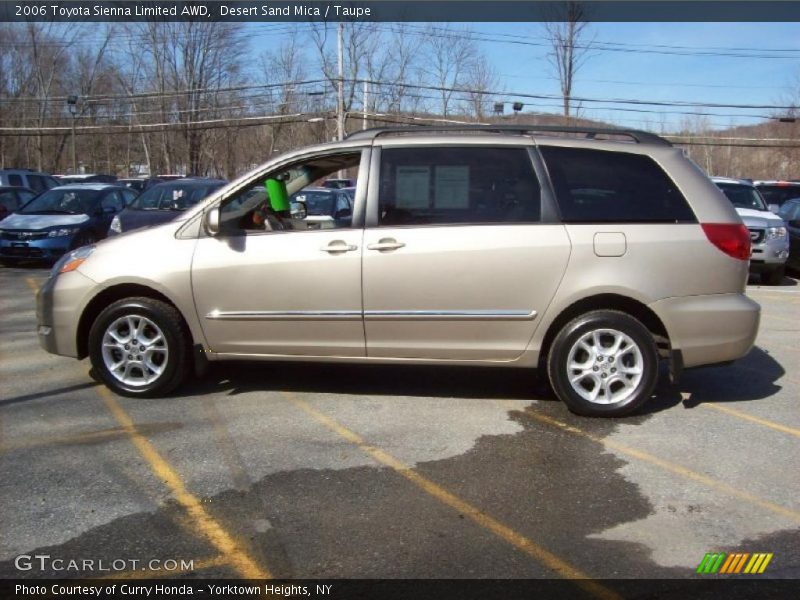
[396,166,430,209]
[434,166,470,209]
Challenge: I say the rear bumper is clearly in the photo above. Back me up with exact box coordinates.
[650,293,760,368]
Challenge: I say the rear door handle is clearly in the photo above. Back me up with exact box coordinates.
[321,240,358,254]
[367,239,405,252]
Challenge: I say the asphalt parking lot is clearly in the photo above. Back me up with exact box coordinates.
[1,264,798,590]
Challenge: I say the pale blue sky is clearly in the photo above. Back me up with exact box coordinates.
[247,21,800,132]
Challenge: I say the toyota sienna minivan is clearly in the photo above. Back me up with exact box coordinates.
[36,125,760,417]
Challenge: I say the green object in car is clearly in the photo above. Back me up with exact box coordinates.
[266,178,289,212]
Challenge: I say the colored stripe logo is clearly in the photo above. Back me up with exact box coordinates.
[696,552,773,574]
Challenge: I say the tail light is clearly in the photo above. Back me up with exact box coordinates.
[701,223,751,261]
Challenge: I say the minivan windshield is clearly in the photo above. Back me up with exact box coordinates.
[130,183,220,211]
[19,188,101,215]
[716,183,768,211]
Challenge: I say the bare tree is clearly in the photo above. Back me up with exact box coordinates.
[421,25,478,117]
[542,2,594,119]
[464,55,500,119]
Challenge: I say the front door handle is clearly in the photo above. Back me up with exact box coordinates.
[321,240,358,254]
[367,238,406,252]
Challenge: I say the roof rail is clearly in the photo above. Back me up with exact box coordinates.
[345,124,671,146]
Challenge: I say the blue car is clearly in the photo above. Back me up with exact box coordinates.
[0,184,135,265]
[109,178,226,236]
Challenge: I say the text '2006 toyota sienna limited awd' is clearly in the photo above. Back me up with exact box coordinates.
[36,125,760,417]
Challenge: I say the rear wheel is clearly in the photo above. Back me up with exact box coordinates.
[547,310,659,417]
[88,297,190,397]
[761,266,785,286]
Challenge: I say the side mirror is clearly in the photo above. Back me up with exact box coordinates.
[335,207,352,220]
[205,206,221,236]
[104,205,117,214]
[290,201,307,219]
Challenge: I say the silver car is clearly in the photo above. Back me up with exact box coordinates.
[712,177,790,285]
[36,125,760,417]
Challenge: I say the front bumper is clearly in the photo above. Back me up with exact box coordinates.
[650,293,760,369]
[749,238,789,271]
[0,236,72,261]
[36,270,96,358]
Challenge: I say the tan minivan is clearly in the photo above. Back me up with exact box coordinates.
[36,126,760,416]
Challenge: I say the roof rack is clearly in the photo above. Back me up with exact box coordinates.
[345,124,671,146]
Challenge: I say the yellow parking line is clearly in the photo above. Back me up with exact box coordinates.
[700,402,800,439]
[99,388,271,579]
[501,402,800,525]
[25,276,41,294]
[761,313,800,326]
[284,392,621,600]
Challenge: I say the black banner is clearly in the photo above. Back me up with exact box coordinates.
[3,1,800,23]
[1,578,797,600]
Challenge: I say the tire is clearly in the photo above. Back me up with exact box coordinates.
[761,266,785,286]
[547,310,659,417]
[0,258,17,268]
[88,297,190,397]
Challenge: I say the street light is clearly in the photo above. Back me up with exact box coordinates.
[66,95,79,174]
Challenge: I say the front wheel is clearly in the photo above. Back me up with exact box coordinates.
[88,297,190,397]
[547,310,659,417]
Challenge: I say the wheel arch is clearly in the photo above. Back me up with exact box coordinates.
[76,283,193,359]
[538,293,671,370]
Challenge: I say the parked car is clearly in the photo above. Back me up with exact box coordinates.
[753,180,800,213]
[289,186,354,228]
[0,169,61,194]
[35,125,760,417]
[777,198,800,271]
[0,184,133,265]
[108,178,226,236]
[0,186,38,222]
[156,174,185,181]
[117,178,163,195]
[322,178,354,189]
[712,177,790,285]
[57,174,118,185]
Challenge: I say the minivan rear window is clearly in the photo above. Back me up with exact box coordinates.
[539,146,696,223]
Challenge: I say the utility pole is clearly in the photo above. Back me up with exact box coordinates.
[66,95,79,174]
[336,22,345,141]
[362,80,369,130]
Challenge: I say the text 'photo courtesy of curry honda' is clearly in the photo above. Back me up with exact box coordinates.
[35,125,760,417]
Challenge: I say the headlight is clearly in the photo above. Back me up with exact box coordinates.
[50,245,95,277]
[48,227,79,238]
[765,226,787,241]
[109,215,121,234]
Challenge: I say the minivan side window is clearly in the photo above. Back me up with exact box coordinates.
[539,146,696,223]
[378,147,541,226]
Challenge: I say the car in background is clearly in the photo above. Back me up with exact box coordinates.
[322,178,354,189]
[0,186,38,222]
[57,174,118,185]
[777,198,800,271]
[156,174,185,181]
[108,178,226,236]
[753,180,800,213]
[0,184,133,265]
[0,169,61,194]
[713,177,790,285]
[289,186,353,228]
[117,178,163,195]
